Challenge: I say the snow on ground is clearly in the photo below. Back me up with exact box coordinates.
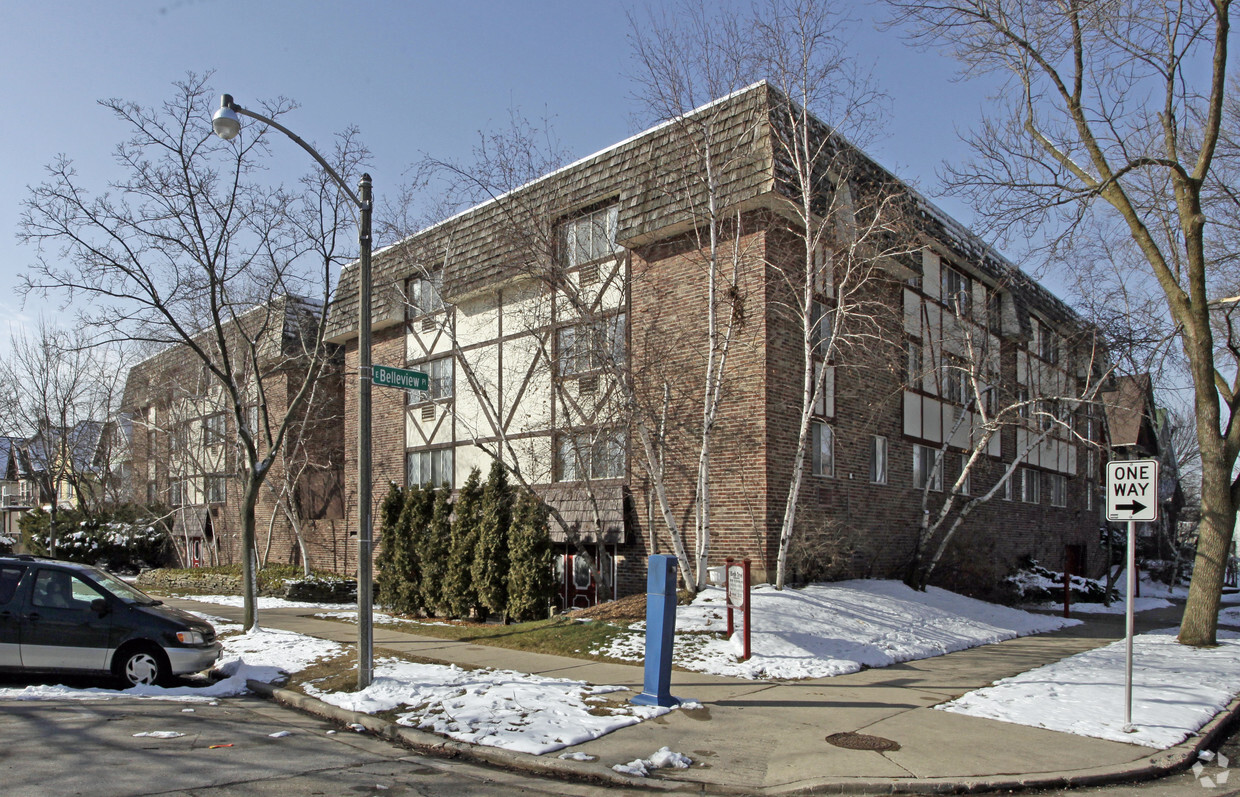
[594,580,1080,680]
[304,657,676,755]
[612,746,694,777]
[178,594,354,611]
[1030,597,1174,615]
[0,625,343,703]
[939,629,1240,748]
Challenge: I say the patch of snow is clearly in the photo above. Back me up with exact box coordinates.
[612,747,693,777]
[939,629,1240,748]
[559,752,596,761]
[132,731,185,738]
[594,581,1079,680]
[179,594,353,611]
[305,657,673,755]
[1031,597,1173,614]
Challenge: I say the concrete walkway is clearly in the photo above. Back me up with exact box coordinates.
[162,596,1234,795]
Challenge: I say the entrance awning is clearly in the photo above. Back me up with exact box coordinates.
[537,484,627,544]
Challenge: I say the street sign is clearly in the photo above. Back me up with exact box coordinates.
[1106,459,1159,523]
[371,364,429,392]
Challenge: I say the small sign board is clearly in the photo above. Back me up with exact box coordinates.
[1106,459,1159,523]
[372,364,429,392]
[727,564,746,608]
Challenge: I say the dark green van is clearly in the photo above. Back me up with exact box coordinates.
[0,556,221,687]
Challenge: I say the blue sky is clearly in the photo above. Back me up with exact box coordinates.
[0,0,1003,336]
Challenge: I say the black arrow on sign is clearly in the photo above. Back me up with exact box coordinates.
[1114,500,1147,514]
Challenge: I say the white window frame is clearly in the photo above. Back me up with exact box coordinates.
[407,273,445,318]
[562,205,619,267]
[202,413,226,448]
[556,429,626,482]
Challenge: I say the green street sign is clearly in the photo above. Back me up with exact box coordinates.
[372,364,429,391]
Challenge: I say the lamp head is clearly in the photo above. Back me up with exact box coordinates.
[212,94,241,140]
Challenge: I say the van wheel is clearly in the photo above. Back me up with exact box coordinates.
[116,645,168,687]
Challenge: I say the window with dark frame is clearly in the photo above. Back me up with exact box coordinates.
[941,265,970,314]
[406,447,453,488]
[555,429,625,482]
[913,444,942,491]
[561,204,619,267]
[870,435,888,484]
[811,422,834,477]
[202,413,226,448]
[407,273,445,319]
[204,474,226,505]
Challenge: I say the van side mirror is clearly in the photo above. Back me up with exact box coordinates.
[91,598,109,616]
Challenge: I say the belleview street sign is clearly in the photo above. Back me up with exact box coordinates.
[1105,459,1160,523]
[371,364,429,392]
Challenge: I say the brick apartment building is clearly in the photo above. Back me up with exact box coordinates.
[120,296,347,572]
[314,82,1105,607]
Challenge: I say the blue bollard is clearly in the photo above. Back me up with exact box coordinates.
[631,555,683,708]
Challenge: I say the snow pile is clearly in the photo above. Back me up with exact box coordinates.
[612,747,693,777]
[595,580,1079,680]
[1037,597,1173,615]
[939,629,1240,748]
[304,657,673,754]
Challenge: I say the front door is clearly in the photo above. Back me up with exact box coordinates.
[0,564,27,666]
[557,546,615,610]
[19,568,112,671]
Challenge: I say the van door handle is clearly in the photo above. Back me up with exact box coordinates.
[23,612,38,622]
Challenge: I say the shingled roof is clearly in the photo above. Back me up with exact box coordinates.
[324,81,1083,342]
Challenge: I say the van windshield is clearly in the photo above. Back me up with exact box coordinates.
[88,568,160,606]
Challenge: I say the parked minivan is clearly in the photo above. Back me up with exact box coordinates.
[0,555,221,686]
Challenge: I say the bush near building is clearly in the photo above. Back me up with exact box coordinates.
[19,505,173,572]
[377,465,556,622]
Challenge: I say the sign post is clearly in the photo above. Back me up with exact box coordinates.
[1106,459,1160,732]
[725,558,751,661]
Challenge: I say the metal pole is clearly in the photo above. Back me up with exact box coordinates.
[1124,518,1136,731]
[357,173,374,690]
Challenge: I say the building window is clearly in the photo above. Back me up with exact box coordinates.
[1036,319,1059,364]
[958,454,971,495]
[171,422,189,451]
[907,341,923,390]
[146,428,157,457]
[1022,468,1040,503]
[811,422,834,477]
[987,289,1002,331]
[204,474,226,505]
[941,266,970,314]
[407,447,453,488]
[202,413,226,448]
[557,314,626,376]
[1085,486,1094,511]
[1017,387,1031,419]
[811,301,834,356]
[409,356,453,404]
[1046,473,1067,507]
[555,429,625,481]
[169,479,185,507]
[146,481,156,504]
[913,444,942,491]
[1002,471,1013,501]
[561,204,619,267]
[870,436,888,484]
[407,273,445,318]
[812,242,833,295]
[941,355,967,404]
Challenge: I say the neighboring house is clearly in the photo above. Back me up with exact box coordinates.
[1101,374,1185,559]
[320,81,1106,606]
[0,436,31,545]
[120,296,346,571]
[13,421,105,512]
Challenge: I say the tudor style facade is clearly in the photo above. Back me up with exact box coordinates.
[315,82,1106,605]
[120,297,347,571]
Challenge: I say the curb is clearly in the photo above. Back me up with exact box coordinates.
[245,680,690,792]
[246,679,1240,795]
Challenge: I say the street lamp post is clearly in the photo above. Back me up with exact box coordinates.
[213,94,375,689]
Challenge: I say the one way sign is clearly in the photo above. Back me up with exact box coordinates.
[1106,460,1160,522]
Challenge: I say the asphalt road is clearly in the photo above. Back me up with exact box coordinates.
[0,683,640,797]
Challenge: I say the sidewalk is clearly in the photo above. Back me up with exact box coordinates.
[163,596,1233,795]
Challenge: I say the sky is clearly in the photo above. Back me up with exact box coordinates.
[0,0,1003,346]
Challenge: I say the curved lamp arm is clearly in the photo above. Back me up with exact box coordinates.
[213,94,365,210]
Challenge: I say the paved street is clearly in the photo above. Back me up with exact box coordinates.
[0,691,640,797]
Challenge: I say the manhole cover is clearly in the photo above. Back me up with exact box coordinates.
[825,732,901,751]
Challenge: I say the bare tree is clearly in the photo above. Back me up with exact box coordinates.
[20,74,365,630]
[887,0,1239,645]
[0,320,128,551]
